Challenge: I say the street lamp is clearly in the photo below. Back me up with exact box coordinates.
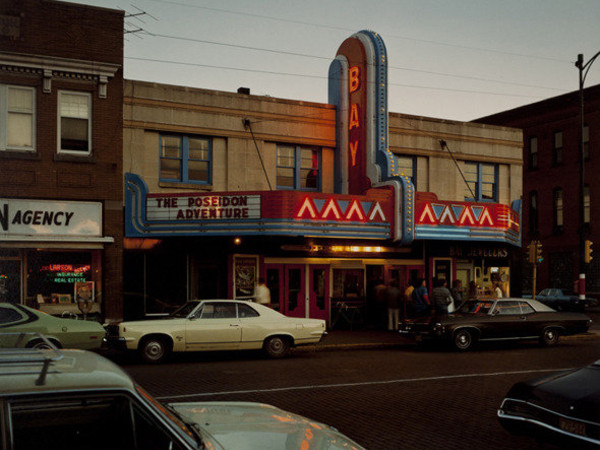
[575,51,600,300]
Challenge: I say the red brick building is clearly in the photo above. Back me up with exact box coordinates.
[0,0,124,320]
[477,84,600,296]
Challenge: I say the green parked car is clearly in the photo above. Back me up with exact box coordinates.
[0,302,105,350]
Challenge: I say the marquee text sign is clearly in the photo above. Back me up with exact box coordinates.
[0,199,102,237]
[146,194,261,221]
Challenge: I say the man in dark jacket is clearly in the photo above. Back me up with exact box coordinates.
[431,278,452,318]
[412,278,430,317]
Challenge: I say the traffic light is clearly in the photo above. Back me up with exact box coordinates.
[535,241,543,264]
[585,240,593,263]
[527,242,536,263]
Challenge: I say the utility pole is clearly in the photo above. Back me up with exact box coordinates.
[575,51,600,300]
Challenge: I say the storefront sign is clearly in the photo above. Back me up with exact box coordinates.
[449,246,509,259]
[0,199,102,237]
[146,194,260,221]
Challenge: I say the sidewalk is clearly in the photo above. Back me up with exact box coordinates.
[303,314,600,352]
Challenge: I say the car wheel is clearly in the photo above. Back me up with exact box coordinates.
[139,337,171,364]
[264,336,290,358]
[27,339,60,350]
[453,329,474,351]
[540,328,560,346]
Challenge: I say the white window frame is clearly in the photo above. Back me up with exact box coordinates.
[57,90,92,155]
[0,84,36,152]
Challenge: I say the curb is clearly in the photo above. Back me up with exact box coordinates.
[296,331,600,352]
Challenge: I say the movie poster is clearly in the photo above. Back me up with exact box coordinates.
[234,256,257,299]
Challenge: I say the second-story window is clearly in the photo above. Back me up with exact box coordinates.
[529,191,538,234]
[584,184,590,225]
[58,91,91,155]
[464,162,497,202]
[528,136,538,170]
[0,84,35,152]
[554,187,564,230]
[584,125,589,160]
[553,131,563,164]
[276,145,320,190]
[394,155,416,185]
[159,135,211,185]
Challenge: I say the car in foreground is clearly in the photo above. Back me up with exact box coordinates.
[399,298,591,351]
[498,360,600,448]
[0,302,105,350]
[530,288,597,312]
[105,299,327,363]
[0,334,364,450]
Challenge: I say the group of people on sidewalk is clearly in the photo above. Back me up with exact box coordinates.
[375,277,500,331]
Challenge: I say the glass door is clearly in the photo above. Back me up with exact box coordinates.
[265,264,284,313]
[309,265,329,321]
[284,264,305,318]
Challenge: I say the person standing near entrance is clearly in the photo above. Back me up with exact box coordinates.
[412,278,430,317]
[431,278,452,318]
[385,280,402,331]
[254,277,271,308]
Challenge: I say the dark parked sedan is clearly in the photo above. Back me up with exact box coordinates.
[498,360,600,448]
[399,298,591,351]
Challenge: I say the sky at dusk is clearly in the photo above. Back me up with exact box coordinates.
[68,0,600,121]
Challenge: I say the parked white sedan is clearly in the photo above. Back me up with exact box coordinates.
[105,300,327,363]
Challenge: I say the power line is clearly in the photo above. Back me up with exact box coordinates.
[125,56,552,99]
[143,0,570,64]
[142,31,565,92]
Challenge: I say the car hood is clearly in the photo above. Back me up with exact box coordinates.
[170,401,364,450]
[509,363,600,419]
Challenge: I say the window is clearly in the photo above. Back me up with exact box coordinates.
[584,125,589,160]
[493,300,521,315]
[394,155,416,184]
[198,302,237,319]
[529,191,538,234]
[0,306,23,324]
[238,303,260,318]
[276,145,320,190]
[518,301,535,315]
[584,184,590,224]
[554,188,563,230]
[463,162,497,202]
[0,84,35,152]
[528,136,538,170]
[159,135,211,184]
[58,91,91,154]
[553,131,563,164]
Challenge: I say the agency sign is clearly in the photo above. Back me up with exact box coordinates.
[0,199,102,237]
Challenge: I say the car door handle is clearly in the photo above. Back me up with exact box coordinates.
[520,316,526,320]
[230,324,240,327]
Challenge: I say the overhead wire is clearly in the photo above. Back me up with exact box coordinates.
[140,31,566,93]
[125,56,550,100]
[143,0,569,64]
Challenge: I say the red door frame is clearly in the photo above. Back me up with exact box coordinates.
[308,264,329,322]
[284,264,306,318]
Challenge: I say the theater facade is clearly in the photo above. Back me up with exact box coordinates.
[122,30,522,326]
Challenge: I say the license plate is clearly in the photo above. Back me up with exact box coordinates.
[559,417,586,436]
[415,335,423,342]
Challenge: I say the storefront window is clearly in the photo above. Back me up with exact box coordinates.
[332,269,364,298]
[26,250,99,306]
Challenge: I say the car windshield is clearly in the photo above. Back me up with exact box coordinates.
[168,301,200,318]
[457,300,495,315]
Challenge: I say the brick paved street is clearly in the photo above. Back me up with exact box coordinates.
[116,335,600,449]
